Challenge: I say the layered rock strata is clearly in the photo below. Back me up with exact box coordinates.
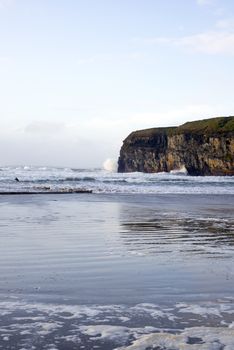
[118,117,234,176]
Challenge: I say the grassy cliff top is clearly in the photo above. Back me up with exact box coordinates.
[178,116,234,134]
[127,116,234,140]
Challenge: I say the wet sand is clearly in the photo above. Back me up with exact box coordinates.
[0,193,233,349]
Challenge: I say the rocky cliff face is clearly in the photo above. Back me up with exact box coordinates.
[118,117,234,176]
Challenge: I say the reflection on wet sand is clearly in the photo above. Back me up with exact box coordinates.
[0,194,233,349]
[119,210,234,259]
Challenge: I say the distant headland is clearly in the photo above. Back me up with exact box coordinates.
[118,116,234,176]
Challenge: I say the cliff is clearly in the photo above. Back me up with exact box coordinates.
[118,117,234,176]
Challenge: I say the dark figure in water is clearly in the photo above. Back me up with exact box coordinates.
[15,177,20,182]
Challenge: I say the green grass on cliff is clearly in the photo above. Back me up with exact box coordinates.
[178,116,234,134]
[129,126,176,138]
[129,116,234,139]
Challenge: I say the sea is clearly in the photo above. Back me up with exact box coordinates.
[0,165,234,350]
[0,165,233,194]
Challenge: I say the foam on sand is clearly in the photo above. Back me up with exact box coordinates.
[116,326,234,350]
[0,298,234,349]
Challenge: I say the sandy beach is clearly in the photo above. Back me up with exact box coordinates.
[0,193,233,349]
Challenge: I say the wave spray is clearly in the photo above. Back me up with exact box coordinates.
[103,158,117,172]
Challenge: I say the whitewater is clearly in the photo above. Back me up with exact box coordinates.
[0,165,233,194]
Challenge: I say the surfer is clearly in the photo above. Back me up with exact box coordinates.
[15,177,20,182]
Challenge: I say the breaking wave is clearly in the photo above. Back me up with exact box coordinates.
[0,166,233,194]
[103,158,117,172]
[170,165,188,175]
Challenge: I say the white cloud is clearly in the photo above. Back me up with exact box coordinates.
[196,0,214,6]
[77,57,96,65]
[216,18,234,29]
[0,56,11,63]
[175,31,234,54]
[77,53,112,65]
[0,0,13,9]
[145,30,234,55]
[24,121,66,134]
[124,104,220,129]
[77,104,222,137]
[1,103,229,167]
[23,104,226,142]
[144,3,234,56]
[77,52,146,65]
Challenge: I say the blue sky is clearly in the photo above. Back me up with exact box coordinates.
[0,0,234,167]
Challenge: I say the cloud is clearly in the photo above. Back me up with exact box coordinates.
[175,31,234,54]
[0,0,13,8]
[24,121,66,134]
[124,104,219,129]
[75,104,221,138]
[145,30,234,55]
[196,0,214,6]
[0,56,11,63]
[77,52,146,65]
[77,57,96,65]
[3,103,229,167]
[141,3,234,56]
[77,53,114,65]
[216,18,234,29]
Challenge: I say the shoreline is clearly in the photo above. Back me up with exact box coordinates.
[0,190,92,195]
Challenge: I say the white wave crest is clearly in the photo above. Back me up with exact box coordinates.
[103,158,117,172]
[170,165,188,175]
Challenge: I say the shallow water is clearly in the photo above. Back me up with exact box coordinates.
[0,193,233,349]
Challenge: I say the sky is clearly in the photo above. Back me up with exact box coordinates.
[0,0,234,168]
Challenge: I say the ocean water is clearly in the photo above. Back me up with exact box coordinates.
[0,167,234,349]
[0,165,233,194]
